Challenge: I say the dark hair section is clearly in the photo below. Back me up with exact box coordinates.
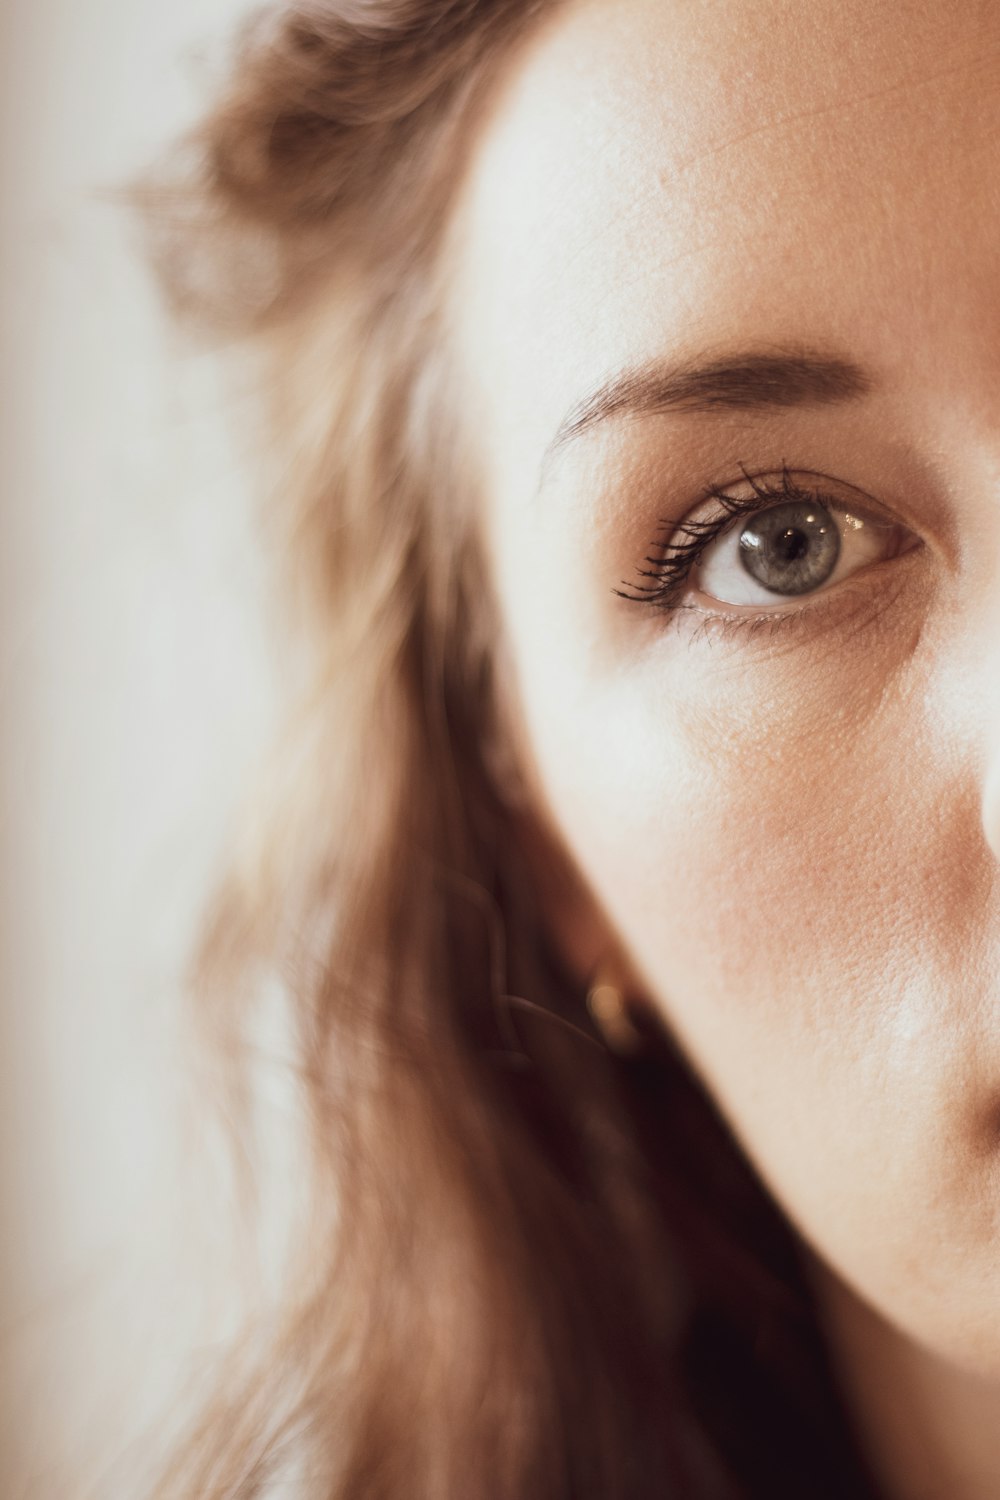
[134,4,885,1496]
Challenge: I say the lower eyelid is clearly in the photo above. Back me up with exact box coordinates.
[681,539,924,637]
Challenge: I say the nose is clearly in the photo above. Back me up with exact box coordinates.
[983,743,1000,864]
[973,526,1000,865]
[946,450,1000,869]
[980,628,1000,863]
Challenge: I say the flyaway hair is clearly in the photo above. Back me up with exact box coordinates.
[133,4,882,1496]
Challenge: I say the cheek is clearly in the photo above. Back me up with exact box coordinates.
[515,604,934,1073]
[531,653,909,1035]
[505,577,1000,1368]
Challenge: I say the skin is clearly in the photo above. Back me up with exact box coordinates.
[441,0,1000,1495]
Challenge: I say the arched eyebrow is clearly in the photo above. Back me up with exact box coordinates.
[541,348,872,475]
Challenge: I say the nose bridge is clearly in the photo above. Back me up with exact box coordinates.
[931,427,1000,867]
[893,384,1000,878]
[984,753,1000,864]
[976,535,1000,865]
[982,651,1000,863]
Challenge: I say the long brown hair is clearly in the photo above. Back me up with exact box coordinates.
[137,3,883,1495]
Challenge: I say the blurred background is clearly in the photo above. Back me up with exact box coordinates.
[0,2,281,1492]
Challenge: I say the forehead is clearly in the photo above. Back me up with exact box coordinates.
[446,0,1000,482]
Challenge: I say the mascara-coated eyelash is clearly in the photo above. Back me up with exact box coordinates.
[616,466,885,614]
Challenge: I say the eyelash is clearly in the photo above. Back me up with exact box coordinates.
[617,466,861,624]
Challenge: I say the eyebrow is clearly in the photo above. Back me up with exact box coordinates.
[543,348,872,470]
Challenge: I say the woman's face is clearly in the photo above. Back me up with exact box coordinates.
[446,0,1000,1375]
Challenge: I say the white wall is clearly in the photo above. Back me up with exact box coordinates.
[0,3,280,1492]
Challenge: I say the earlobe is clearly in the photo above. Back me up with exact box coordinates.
[586,958,646,1056]
[508,801,651,1026]
[486,645,655,1038]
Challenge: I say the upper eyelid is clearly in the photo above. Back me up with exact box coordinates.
[652,471,912,588]
[650,471,875,573]
[681,467,898,532]
[684,473,906,584]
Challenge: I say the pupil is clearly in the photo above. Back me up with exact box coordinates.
[738,500,840,596]
[776,528,809,563]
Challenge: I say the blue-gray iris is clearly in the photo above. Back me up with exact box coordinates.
[738,501,840,596]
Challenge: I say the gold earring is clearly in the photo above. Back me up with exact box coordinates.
[586,960,644,1056]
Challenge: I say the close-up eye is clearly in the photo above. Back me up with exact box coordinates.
[695,486,915,607]
[620,471,920,615]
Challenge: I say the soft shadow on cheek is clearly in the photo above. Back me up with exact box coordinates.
[537,618,926,1053]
